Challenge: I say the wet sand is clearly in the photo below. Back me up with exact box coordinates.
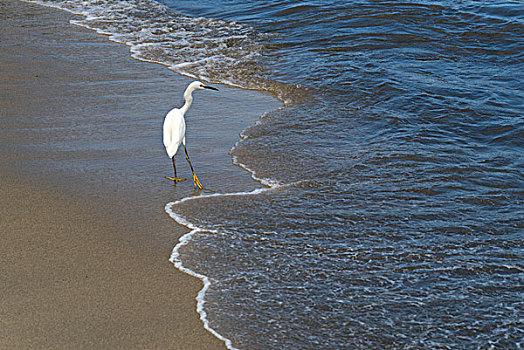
[0,0,278,348]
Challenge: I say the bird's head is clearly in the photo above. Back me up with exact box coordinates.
[190,80,219,92]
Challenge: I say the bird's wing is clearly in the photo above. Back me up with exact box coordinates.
[163,108,186,158]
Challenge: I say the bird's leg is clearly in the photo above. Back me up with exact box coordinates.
[184,146,203,190]
[165,156,186,182]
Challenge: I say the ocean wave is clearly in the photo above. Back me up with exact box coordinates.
[23,0,305,105]
[165,113,306,348]
[165,176,288,350]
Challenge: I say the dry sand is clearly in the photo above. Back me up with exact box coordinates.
[0,0,279,348]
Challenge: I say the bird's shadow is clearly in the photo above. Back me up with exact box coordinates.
[192,187,215,196]
[168,183,215,197]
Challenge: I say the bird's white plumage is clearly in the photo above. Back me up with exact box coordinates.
[163,81,202,158]
[163,108,186,158]
[163,80,218,189]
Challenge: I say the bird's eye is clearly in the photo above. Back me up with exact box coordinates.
[200,84,205,88]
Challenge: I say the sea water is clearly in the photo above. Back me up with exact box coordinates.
[27,0,523,348]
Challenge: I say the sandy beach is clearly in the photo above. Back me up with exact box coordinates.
[0,0,278,348]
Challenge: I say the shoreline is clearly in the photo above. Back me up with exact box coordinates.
[1,0,279,348]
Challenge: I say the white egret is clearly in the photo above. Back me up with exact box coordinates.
[163,80,218,189]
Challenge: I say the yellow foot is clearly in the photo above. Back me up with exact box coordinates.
[165,176,187,183]
[192,174,203,190]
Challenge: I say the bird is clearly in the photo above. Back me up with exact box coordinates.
[163,80,218,189]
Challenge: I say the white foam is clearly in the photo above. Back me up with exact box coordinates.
[164,136,313,348]
[164,103,301,348]
[166,184,282,350]
[164,107,290,349]
[22,0,268,93]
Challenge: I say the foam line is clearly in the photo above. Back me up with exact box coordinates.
[166,184,282,350]
[165,117,310,349]
[21,0,275,98]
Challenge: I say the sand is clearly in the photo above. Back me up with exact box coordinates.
[1,172,224,349]
[0,0,279,348]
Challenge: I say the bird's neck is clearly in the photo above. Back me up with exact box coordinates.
[180,90,193,115]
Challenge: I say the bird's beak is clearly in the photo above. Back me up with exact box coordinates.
[203,85,219,91]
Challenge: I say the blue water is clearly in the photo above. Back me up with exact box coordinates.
[163,1,524,349]
[30,0,524,348]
